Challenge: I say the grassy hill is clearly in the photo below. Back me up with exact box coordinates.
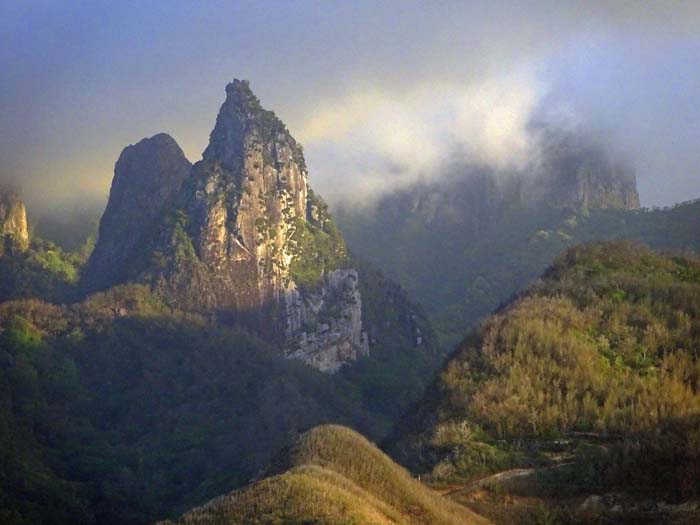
[162,425,489,525]
[392,242,700,523]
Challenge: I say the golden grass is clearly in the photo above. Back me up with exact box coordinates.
[162,425,490,525]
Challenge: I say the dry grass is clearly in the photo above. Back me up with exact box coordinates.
[162,425,490,525]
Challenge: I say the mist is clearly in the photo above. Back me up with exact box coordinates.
[2,1,700,217]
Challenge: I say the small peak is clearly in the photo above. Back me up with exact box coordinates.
[120,134,188,164]
[223,78,262,111]
[148,132,179,144]
[0,185,29,254]
[131,133,181,149]
[226,78,251,92]
[203,78,290,168]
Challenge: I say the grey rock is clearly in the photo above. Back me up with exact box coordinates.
[162,80,309,315]
[84,133,192,291]
[285,269,369,373]
[85,80,370,372]
[526,127,640,210]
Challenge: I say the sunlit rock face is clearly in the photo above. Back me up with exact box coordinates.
[0,190,29,255]
[86,80,369,372]
[164,80,310,314]
[84,133,192,291]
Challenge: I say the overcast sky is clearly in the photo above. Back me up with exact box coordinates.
[2,0,700,213]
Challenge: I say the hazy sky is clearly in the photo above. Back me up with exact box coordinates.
[2,1,700,213]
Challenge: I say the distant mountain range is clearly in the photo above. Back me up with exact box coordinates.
[336,137,699,346]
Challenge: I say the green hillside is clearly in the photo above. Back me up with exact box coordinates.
[392,242,700,523]
[338,199,700,347]
[0,251,439,524]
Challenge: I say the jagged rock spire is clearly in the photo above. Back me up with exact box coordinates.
[0,189,29,255]
[84,133,192,291]
[84,79,368,372]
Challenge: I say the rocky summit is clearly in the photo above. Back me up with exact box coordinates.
[83,133,192,291]
[0,189,29,255]
[526,126,640,210]
[84,80,368,372]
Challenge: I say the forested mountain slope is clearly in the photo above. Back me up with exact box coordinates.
[338,191,700,347]
[392,242,700,523]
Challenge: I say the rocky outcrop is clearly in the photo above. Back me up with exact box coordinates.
[85,80,368,372]
[285,269,369,373]
[84,133,192,291]
[0,190,29,255]
[528,128,640,210]
[161,80,311,314]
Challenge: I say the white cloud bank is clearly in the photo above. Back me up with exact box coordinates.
[298,70,546,204]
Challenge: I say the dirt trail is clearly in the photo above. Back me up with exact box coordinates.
[440,462,574,498]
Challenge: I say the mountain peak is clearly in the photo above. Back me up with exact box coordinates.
[83,132,192,291]
[225,78,255,98]
[202,79,293,172]
[85,79,369,372]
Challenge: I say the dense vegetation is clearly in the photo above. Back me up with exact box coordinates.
[289,190,348,288]
[163,425,488,525]
[0,288,371,524]
[394,242,700,507]
[0,233,441,524]
[0,239,86,303]
[338,197,700,347]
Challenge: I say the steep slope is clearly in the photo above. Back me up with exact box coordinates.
[161,425,489,525]
[392,242,700,522]
[337,176,698,347]
[83,80,376,372]
[161,79,314,314]
[83,133,192,291]
[0,189,29,255]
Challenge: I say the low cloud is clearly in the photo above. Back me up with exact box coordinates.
[2,1,700,216]
[300,71,545,204]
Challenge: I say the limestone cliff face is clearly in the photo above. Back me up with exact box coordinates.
[163,80,309,314]
[347,128,640,241]
[84,133,192,291]
[86,80,368,372]
[285,269,369,373]
[0,190,29,255]
[527,128,640,210]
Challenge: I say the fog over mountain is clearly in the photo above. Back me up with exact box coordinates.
[2,1,700,213]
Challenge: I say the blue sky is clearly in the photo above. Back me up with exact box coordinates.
[2,1,700,211]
